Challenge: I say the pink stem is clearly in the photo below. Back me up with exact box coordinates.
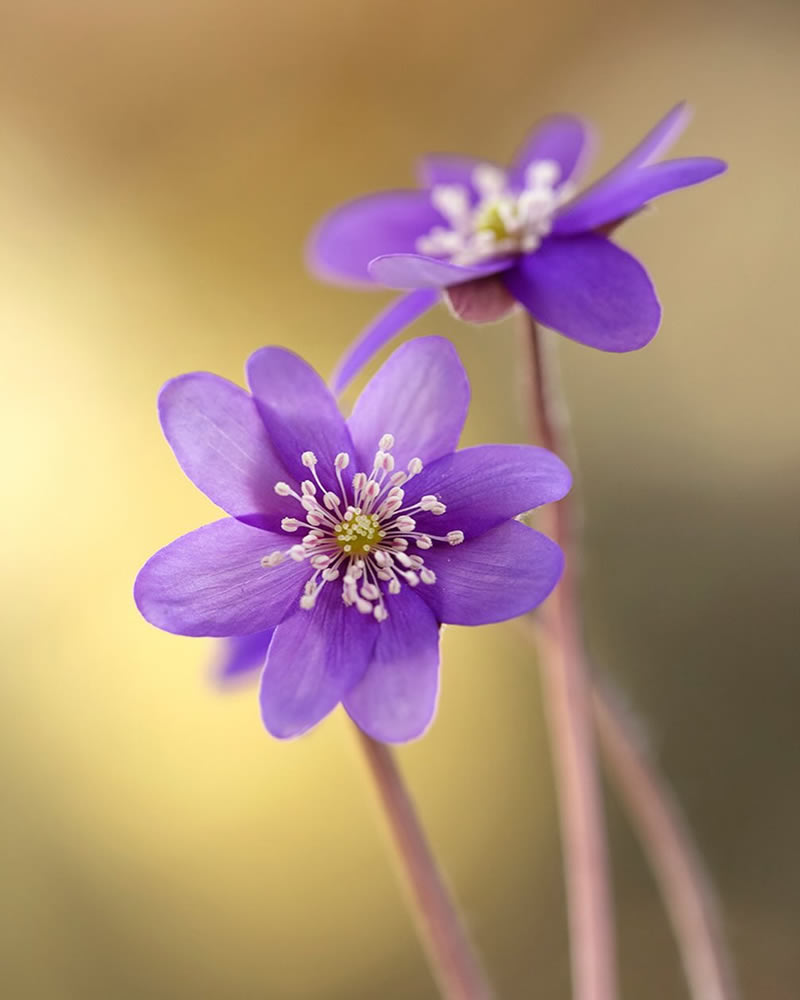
[519,313,738,1000]
[521,315,618,1000]
[356,727,494,1000]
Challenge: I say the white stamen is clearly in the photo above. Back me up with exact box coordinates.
[261,433,466,621]
[416,159,572,267]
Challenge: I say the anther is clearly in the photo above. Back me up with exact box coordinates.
[261,551,285,567]
[281,518,301,532]
[420,568,436,585]
[335,452,350,469]
[274,481,292,496]
[379,433,395,451]
[407,458,423,476]
[301,451,317,467]
[447,530,465,545]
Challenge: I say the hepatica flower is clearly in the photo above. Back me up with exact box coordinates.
[134,338,570,742]
[308,103,726,392]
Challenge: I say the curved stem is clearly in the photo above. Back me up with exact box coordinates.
[592,680,739,1000]
[355,727,494,1000]
[521,317,618,1000]
[519,314,738,1000]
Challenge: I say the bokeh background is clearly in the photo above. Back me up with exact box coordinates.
[2,0,798,997]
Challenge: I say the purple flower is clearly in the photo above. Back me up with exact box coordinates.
[135,337,571,742]
[308,103,726,393]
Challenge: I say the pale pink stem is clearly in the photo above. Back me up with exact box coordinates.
[519,313,738,1000]
[521,315,618,1000]
[356,728,495,1000]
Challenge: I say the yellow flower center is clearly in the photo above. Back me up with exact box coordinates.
[475,202,509,241]
[334,511,384,556]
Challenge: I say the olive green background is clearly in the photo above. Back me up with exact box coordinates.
[1,0,798,997]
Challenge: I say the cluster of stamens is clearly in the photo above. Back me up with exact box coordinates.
[416,160,574,267]
[261,434,464,622]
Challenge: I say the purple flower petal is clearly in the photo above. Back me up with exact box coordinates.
[246,347,354,489]
[369,253,512,290]
[407,444,571,539]
[344,589,440,743]
[260,587,377,739]
[306,191,442,287]
[331,288,440,396]
[613,102,692,171]
[158,373,293,531]
[554,157,726,235]
[418,520,563,625]
[134,519,308,637]
[215,629,274,684]
[503,235,661,352]
[508,114,594,188]
[347,336,468,473]
[416,154,489,193]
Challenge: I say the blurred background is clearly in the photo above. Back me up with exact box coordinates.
[1,0,798,996]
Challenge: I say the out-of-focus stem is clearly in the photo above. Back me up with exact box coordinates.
[521,315,617,1000]
[355,727,495,1000]
[519,315,738,1000]
[592,680,739,1000]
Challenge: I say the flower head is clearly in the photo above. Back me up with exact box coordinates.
[307,103,726,392]
[135,337,571,742]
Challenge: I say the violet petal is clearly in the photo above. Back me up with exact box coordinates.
[508,113,594,189]
[503,235,661,352]
[134,519,308,637]
[406,444,571,539]
[259,587,376,739]
[344,589,440,743]
[246,347,354,489]
[554,156,726,235]
[347,336,468,473]
[306,190,442,286]
[330,288,440,396]
[158,373,293,531]
[369,252,512,290]
[215,629,274,684]
[418,520,563,625]
[416,153,490,193]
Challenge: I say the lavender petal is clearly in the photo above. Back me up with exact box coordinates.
[260,587,377,739]
[134,519,308,637]
[418,520,563,625]
[344,589,440,743]
[306,190,442,286]
[331,288,440,396]
[347,336,468,473]
[406,444,571,539]
[504,235,662,352]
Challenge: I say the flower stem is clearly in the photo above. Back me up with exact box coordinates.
[355,727,494,1000]
[518,314,738,1000]
[591,680,740,1000]
[520,316,618,1000]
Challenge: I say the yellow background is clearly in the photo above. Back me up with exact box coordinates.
[1,0,798,996]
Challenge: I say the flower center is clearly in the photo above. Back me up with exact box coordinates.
[262,435,464,623]
[334,512,383,555]
[416,160,575,267]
